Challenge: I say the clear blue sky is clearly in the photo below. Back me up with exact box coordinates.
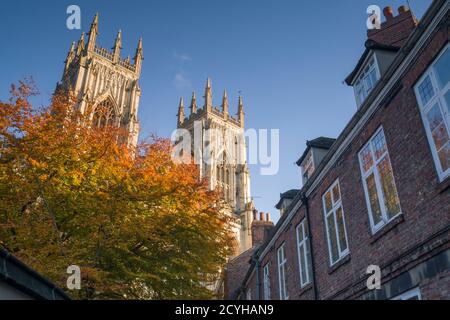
[0,0,432,223]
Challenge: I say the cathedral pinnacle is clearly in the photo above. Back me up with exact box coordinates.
[190,91,197,114]
[113,30,122,63]
[134,37,144,75]
[76,32,85,55]
[222,90,229,118]
[87,13,99,52]
[204,78,212,111]
[177,97,185,126]
[238,96,244,126]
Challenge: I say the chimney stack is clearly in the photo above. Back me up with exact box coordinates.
[383,6,394,20]
[251,212,274,247]
[368,5,418,47]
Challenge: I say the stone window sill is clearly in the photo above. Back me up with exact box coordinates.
[328,254,351,275]
[370,214,405,244]
[437,175,450,194]
[297,282,313,298]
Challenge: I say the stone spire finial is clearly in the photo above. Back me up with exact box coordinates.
[238,95,244,126]
[76,32,85,55]
[190,91,197,115]
[65,41,76,70]
[204,78,212,111]
[87,13,99,52]
[222,90,229,118]
[177,97,185,126]
[134,37,144,75]
[113,30,122,63]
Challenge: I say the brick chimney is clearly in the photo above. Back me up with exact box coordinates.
[368,5,418,47]
[251,210,274,247]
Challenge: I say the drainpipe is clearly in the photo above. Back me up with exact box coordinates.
[302,193,318,300]
[251,252,261,300]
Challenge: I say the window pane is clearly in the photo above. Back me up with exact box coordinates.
[366,173,383,225]
[438,141,450,172]
[332,184,341,203]
[377,156,401,219]
[297,225,304,242]
[360,145,374,173]
[306,238,313,283]
[324,191,332,213]
[372,131,387,160]
[336,207,348,252]
[370,68,378,88]
[426,104,450,156]
[427,103,446,131]
[432,123,450,151]
[418,75,435,106]
[299,245,307,283]
[445,91,450,114]
[435,48,449,89]
[327,214,339,263]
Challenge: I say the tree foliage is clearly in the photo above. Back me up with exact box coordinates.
[0,79,234,299]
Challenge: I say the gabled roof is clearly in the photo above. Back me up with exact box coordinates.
[345,39,400,85]
[275,189,300,209]
[296,137,336,166]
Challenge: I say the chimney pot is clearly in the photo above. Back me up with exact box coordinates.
[266,213,270,221]
[253,209,258,221]
[398,5,409,14]
[260,212,265,221]
[383,6,394,20]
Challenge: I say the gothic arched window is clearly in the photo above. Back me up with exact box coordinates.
[217,152,233,202]
[92,99,116,128]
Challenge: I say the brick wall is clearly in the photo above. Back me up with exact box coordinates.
[227,1,450,301]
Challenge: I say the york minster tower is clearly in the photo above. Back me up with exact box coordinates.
[56,14,143,146]
[177,79,255,254]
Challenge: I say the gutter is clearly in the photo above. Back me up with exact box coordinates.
[0,248,70,300]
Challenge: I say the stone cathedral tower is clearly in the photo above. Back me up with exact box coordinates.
[56,14,143,146]
[177,79,255,254]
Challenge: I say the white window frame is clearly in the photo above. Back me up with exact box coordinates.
[296,219,312,287]
[322,179,350,266]
[391,287,422,300]
[263,263,271,300]
[358,127,402,234]
[246,288,252,301]
[353,53,381,106]
[277,244,289,300]
[414,44,450,182]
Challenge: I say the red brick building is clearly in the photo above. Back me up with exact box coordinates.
[224,0,450,300]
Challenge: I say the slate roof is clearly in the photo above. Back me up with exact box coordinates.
[275,189,300,209]
[296,137,336,166]
[345,39,400,86]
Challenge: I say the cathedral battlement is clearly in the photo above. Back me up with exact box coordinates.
[56,13,143,147]
[177,79,245,129]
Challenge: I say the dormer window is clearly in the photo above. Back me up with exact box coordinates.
[353,55,380,106]
[302,150,315,183]
[296,137,336,186]
[345,40,399,108]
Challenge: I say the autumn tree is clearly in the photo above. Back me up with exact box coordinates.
[0,79,235,299]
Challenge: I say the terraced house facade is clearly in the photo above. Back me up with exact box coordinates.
[224,0,450,300]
